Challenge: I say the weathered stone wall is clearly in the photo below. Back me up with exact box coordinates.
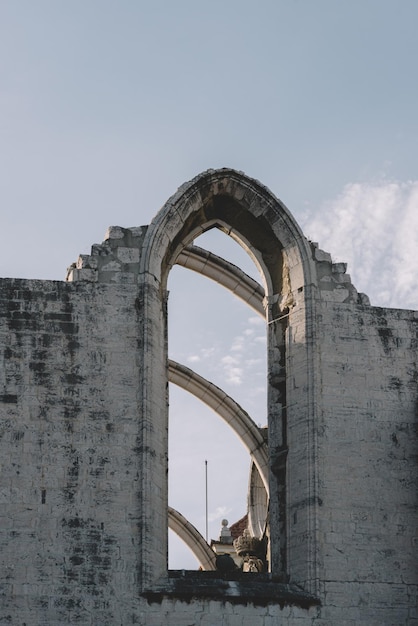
[0,170,417,624]
[314,302,418,624]
[1,275,416,625]
[0,278,145,624]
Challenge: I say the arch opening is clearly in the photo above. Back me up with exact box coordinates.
[162,194,284,298]
[167,229,268,570]
[139,168,317,593]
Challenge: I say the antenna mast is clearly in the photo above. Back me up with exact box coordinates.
[205,459,208,542]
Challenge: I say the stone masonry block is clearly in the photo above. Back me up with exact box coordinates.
[314,247,332,263]
[116,246,140,263]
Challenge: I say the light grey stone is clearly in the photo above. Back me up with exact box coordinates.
[104,225,125,240]
[116,246,140,263]
[0,169,416,624]
[314,247,332,263]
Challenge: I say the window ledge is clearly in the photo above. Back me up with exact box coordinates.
[142,571,320,608]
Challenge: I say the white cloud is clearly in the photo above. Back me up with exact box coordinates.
[227,370,243,385]
[248,316,264,326]
[208,506,232,523]
[221,355,238,366]
[220,354,243,385]
[231,337,244,352]
[245,358,263,367]
[187,355,201,363]
[201,347,216,358]
[300,180,418,310]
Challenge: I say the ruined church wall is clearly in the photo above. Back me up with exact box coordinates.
[0,278,145,624]
[1,214,417,624]
[1,273,417,624]
[312,301,418,623]
[0,275,321,625]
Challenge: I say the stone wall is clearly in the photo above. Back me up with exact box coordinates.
[0,278,144,624]
[314,302,417,624]
[0,169,417,625]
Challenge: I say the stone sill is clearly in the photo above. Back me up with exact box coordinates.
[142,571,320,608]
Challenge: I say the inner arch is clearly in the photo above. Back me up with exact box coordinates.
[168,506,216,571]
[169,359,269,493]
[176,244,265,316]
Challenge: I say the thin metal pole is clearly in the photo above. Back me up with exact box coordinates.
[205,460,208,542]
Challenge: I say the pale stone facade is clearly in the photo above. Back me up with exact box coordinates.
[0,169,417,624]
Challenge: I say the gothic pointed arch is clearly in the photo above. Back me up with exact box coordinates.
[168,359,269,492]
[138,168,320,594]
[168,507,216,571]
[176,244,265,315]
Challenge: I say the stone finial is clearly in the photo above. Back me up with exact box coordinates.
[219,519,233,544]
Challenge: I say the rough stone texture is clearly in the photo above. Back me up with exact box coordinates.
[1,169,417,624]
[0,279,144,624]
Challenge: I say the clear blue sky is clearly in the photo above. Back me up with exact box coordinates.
[1,0,417,567]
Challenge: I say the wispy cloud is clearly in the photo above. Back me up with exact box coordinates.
[201,347,216,358]
[208,505,232,523]
[248,316,264,326]
[221,355,238,365]
[300,180,418,310]
[221,355,243,385]
[245,358,263,367]
[187,355,201,363]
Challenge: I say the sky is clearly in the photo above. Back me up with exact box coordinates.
[1,0,417,567]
